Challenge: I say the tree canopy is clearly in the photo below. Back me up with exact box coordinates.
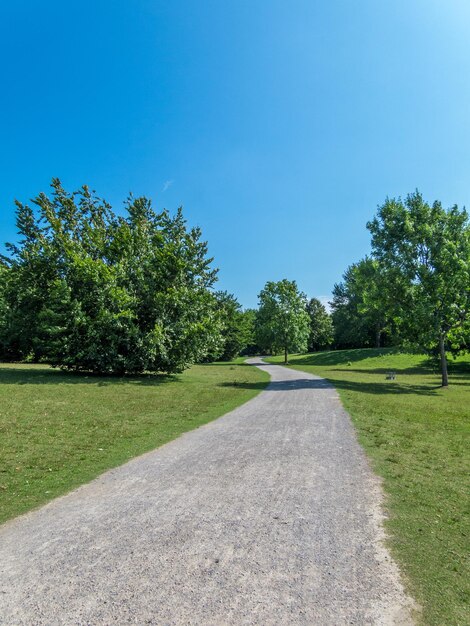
[331,258,393,349]
[0,179,221,374]
[205,291,255,361]
[367,191,470,386]
[306,297,333,351]
[255,279,310,363]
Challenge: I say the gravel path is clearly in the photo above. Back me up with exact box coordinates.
[0,359,416,625]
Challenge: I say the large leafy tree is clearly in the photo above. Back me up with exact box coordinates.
[0,198,57,359]
[331,269,370,349]
[1,179,220,374]
[256,279,310,363]
[306,298,333,351]
[350,257,393,348]
[238,308,259,355]
[331,258,392,349]
[367,191,470,386]
[0,262,10,357]
[205,291,253,361]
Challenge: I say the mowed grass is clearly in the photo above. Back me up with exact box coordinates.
[0,359,269,525]
[268,349,469,625]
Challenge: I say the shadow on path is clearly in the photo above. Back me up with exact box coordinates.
[221,377,438,396]
[219,378,332,392]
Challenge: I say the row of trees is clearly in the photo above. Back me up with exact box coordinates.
[330,191,470,386]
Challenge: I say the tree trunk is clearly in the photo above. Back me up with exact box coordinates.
[284,346,288,364]
[375,324,381,349]
[439,334,449,387]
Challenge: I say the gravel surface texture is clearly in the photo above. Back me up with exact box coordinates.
[0,358,416,625]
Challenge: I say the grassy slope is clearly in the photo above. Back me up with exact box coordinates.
[268,349,469,626]
[0,359,269,525]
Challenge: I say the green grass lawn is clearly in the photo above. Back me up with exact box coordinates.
[268,348,469,626]
[0,359,269,525]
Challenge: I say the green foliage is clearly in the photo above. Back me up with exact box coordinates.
[239,308,260,355]
[0,262,9,357]
[306,297,333,351]
[205,291,254,361]
[0,180,220,374]
[331,258,393,349]
[367,191,470,384]
[255,279,310,361]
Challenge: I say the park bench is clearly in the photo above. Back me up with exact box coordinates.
[385,371,396,380]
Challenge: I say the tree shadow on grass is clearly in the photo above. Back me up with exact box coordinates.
[0,366,176,387]
[198,362,254,367]
[326,377,438,396]
[447,360,470,377]
[327,367,470,386]
[0,359,260,386]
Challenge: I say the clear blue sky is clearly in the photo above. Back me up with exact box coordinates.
[1,1,470,308]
